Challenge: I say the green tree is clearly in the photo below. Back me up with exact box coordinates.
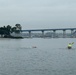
[15,24,22,33]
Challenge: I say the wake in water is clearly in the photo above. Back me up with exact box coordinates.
[59,47,76,50]
[20,46,37,49]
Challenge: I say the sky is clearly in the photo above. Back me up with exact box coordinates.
[0,0,76,29]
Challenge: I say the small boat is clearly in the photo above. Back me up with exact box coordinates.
[67,43,73,49]
[68,46,72,49]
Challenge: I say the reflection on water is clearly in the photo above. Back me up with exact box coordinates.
[0,38,76,75]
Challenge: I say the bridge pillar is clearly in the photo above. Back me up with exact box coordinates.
[42,30,44,38]
[29,31,31,38]
[53,30,56,38]
[63,30,66,38]
[71,29,74,38]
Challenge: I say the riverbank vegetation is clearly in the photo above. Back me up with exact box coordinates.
[0,24,22,38]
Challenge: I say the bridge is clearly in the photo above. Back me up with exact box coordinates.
[21,28,76,38]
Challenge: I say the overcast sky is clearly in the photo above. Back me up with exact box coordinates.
[0,0,76,29]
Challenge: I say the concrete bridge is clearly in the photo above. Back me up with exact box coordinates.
[21,28,76,38]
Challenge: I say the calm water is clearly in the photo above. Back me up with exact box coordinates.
[0,38,76,75]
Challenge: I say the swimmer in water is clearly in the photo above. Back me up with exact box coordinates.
[67,42,74,49]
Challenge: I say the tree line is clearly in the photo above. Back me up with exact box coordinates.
[0,24,22,37]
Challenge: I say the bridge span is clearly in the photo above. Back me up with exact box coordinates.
[21,28,76,38]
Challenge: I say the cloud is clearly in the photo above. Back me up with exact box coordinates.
[0,0,76,29]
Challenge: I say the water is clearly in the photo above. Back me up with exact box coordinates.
[0,38,76,75]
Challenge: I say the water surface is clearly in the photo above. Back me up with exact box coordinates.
[0,38,76,75]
